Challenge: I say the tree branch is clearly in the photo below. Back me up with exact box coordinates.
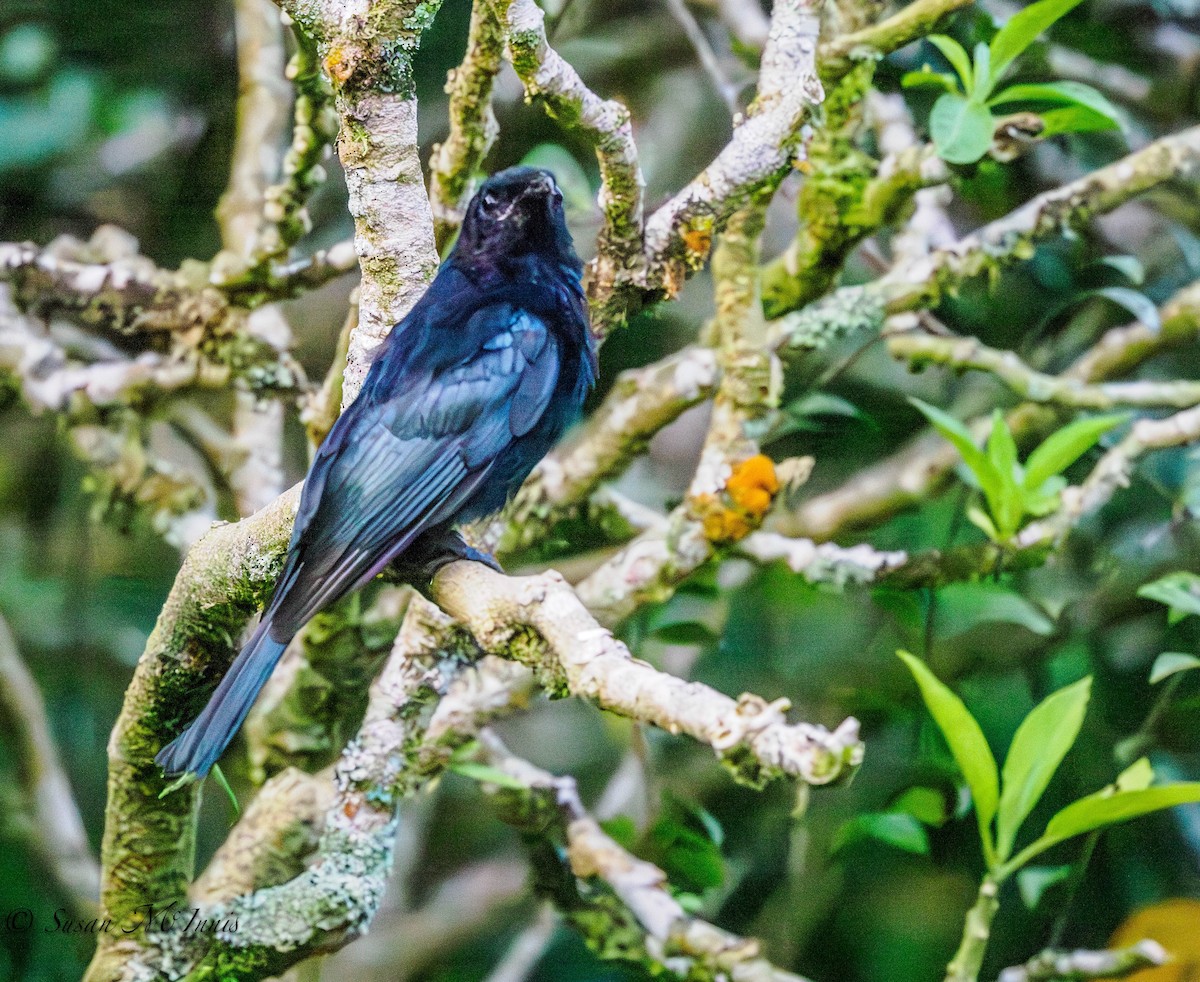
[477,734,813,982]
[429,0,506,250]
[431,562,863,788]
[490,0,645,329]
[0,613,99,917]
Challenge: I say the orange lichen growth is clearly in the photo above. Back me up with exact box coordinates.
[682,225,712,259]
[701,505,752,542]
[694,455,780,545]
[324,45,355,85]
[726,454,779,518]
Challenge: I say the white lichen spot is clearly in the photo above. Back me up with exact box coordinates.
[671,349,718,398]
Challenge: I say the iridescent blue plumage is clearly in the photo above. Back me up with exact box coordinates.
[156,167,596,779]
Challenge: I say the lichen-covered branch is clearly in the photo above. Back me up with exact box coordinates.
[298,0,445,404]
[105,606,532,981]
[888,329,1200,408]
[85,488,299,982]
[996,942,1168,982]
[491,0,645,328]
[0,234,304,399]
[429,0,506,250]
[431,561,862,787]
[223,238,361,307]
[739,532,907,585]
[243,586,407,781]
[574,200,783,623]
[762,74,957,318]
[776,125,1200,353]
[0,237,231,338]
[211,0,292,276]
[817,0,974,81]
[211,8,296,518]
[785,278,1200,539]
[641,0,824,299]
[477,734,813,982]
[1022,402,1200,548]
[0,613,99,916]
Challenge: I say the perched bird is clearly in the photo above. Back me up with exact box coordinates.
[157,167,596,779]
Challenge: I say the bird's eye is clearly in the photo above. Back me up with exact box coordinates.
[481,192,500,213]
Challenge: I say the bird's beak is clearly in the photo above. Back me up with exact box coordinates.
[520,173,557,199]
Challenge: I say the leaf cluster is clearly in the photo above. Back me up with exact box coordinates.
[904,0,1121,163]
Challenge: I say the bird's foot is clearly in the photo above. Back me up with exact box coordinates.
[399,529,502,582]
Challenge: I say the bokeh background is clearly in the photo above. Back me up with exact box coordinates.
[3,0,1200,980]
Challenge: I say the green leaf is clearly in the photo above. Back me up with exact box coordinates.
[600,815,638,849]
[967,506,1001,542]
[1022,476,1067,517]
[450,761,528,790]
[1034,784,1200,856]
[929,93,996,164]
[903,68,961,93]
[989,0,1085,82]
[1037,104,1122,137]
[1116,758,1155,792]
[988,81,1122,128]
[928,34,974,91]
[910,399,1004,506]
[1097,255,1146,285]
[986,411,1023,538]
[1150,652,1200,684]
[892,786,953,827]
[1023,414,1127,491]
[971,42,994,101]
[651,621,719,645]
[1093,287,1162,332]
[897,651,1000,864]
[778,393,877,437]
[987,410,1020,482]
[996,677,1092,859]
[649,801,726,893]
[832,812,931,856]
[935,582,1055,637]
[1138,572,1200,625]
[211,763,241,819]
[1017,864,1073,908]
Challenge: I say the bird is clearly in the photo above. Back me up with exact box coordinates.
[156,166,596,780]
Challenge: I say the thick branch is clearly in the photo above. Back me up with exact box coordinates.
[642,0,824,298]
[492,0,645,328]
[431,562,863,788]
[429,0,506,250]
[775,125,1200,353]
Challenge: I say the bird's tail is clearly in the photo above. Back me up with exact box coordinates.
[154,619,291,779]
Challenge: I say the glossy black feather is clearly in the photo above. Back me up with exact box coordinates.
[156,167,595,779]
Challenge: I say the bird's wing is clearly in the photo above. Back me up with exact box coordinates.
[269,305,559,635]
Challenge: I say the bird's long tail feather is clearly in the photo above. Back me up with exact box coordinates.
[154,619,290,779]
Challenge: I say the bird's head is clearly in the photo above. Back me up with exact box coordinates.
[456,167,579,270]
